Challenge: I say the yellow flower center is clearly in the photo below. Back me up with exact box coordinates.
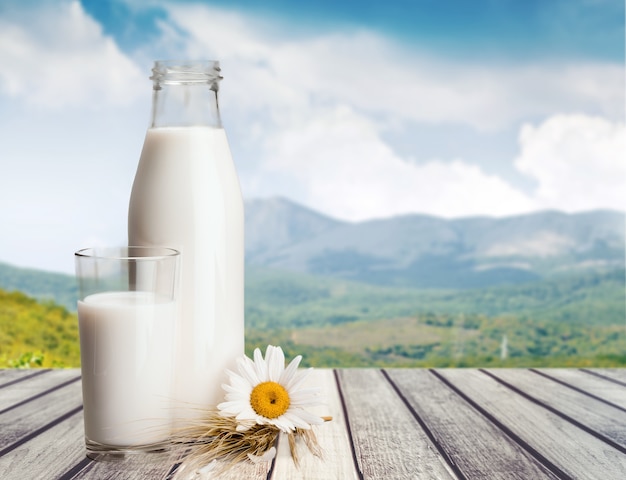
[250,381,290,419]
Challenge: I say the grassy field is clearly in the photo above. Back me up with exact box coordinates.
[1,266,624,368]
[246,313,626,368]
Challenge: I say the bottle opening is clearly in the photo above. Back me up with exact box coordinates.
[150,60,222,90]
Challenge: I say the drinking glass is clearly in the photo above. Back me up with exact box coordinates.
[75,246,179,460]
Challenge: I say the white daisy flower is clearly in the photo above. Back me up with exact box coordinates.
[217,345,325,433]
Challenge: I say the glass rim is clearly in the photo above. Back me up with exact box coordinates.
[75,246,180,261]
[153,59,220,69]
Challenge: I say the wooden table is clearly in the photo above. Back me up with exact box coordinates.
[1,368,625,479]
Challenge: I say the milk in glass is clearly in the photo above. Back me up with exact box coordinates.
[78,291,176,447]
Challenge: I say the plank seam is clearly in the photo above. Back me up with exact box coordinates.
[530,369,626,414]
[0,405,83,458]
[580,369,626,387]
[0,369,50,390]
[381,369,466,480]
[264,432,280,480]
[431,369,572,480]
[0,375,82,416]
[164,461,181,480]
[480,369,626,455]
[55,456,93,480]
[332,369,365,480]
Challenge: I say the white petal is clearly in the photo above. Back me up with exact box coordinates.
[253,347,268,381]
[282,411,311,429]
[236,423,252,432]
[222,383,237,393]
[289,389,323,406]
[272,416,296,432]
[297,408,325,425]
[233,372,254,391]
[238,355,261,386]
[225,391,251,402]
[223,376,253,395]
[285,367,313,391]
[235,408,258,421]
[223,377,252,395]
[253,347,262,360]
[224,392,251,403]
[266,346,285,382]
[222,374,252,392]
[280,354,302,386]
[217,401,247,415]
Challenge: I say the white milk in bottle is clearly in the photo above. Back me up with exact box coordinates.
[128,61,244,414]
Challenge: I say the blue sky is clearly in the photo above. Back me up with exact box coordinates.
[0,0,624,273]
[84,0,624,61]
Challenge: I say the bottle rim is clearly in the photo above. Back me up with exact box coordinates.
[150,60,222,89]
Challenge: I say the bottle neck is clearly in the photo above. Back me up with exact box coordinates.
[149,61,223,129]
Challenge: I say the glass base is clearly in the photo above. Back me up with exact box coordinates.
[85,438,171,462]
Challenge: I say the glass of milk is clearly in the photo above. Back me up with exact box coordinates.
[75,246,179,460]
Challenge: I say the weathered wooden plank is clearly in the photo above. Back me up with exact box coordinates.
[337,369,456,480]
[0,402,85,480]
[0,369,20,380]
[534,369,626,410]
[0,376,83,450]
[438,369,626,479]
[71,452,173,480]
[270,369,358,480]
[490,369,626,448]
[582,368,626,385]
[1,368,623,479]
[168,456,271,480]
[0,369,50,387]
[79,449,271,479]
[0,369,80,412]
[2,420,267,480]
[386,369,560,480]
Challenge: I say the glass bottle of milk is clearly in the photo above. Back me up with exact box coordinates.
[128,61,244,415]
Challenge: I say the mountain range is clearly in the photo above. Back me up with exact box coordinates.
[244,197,625,288]
[0,198,623,308]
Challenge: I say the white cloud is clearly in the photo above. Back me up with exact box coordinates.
[256,105,536,220]
[0,0,144,108]
[256,109,626,221]
[164,3,623,131]
[514,114,626,212]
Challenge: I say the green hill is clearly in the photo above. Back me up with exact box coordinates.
[0,289,80,368]
[245,267,626,328]
[0,262,77,311]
